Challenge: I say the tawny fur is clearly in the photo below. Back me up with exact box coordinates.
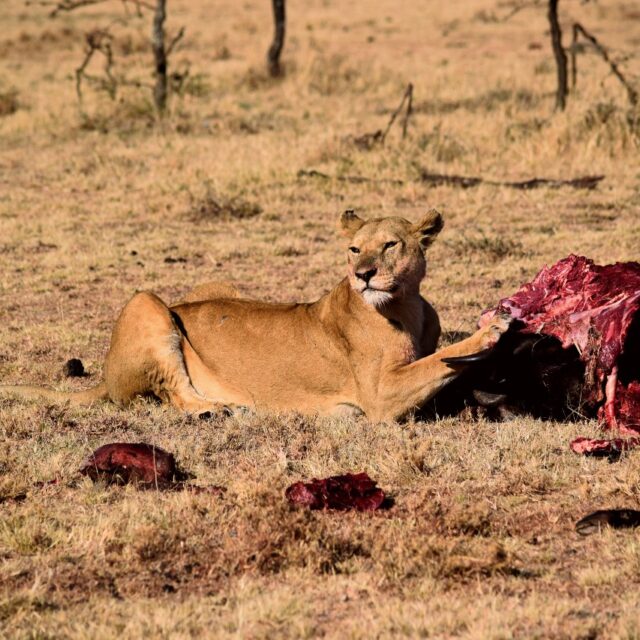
[0,211,510,421]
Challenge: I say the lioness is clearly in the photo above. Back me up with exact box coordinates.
[0,210,509,421]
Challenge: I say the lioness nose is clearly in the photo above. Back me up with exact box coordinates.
[356,268,377,283]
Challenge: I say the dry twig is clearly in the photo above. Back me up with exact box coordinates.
[352,83,413,149]
[420,170,604,190]
[297,168,604,191]
[166,25,185,57]
[570,22,638,107]
[28,0,154,17]
[27,0,107,17]
[75,28,117,103]
[498,0,542,22]
[296,169,404,186]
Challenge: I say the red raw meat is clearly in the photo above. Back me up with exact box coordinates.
[79,442,186,486]
[286,472,386,511]
[1,443,224,499]
[481,255,640,453]
[570,436,640,456]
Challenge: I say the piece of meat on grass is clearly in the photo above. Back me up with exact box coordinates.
[286,472,386,511]
[79,442,187,486]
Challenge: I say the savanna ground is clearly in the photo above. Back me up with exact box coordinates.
[1,0,640,637]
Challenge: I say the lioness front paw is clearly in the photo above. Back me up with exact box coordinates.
[441,314,513,366]
[480,313,513,350]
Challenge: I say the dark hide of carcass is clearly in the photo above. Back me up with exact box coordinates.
[475,255,640,453]
[576,509,640,535]
[426,329,586,423]
[286,472,387,511]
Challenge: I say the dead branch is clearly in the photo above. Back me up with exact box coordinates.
[548,0,568,111]
[28,0,154,17]
[420,172,482,188]
[352,83,414,149]
[499,0,542,22]
[75,28,117,104]
[401,83,413,139]
[27,0,108,18]
[122,0,154,13]
[267,0,286,77]
[381,83,413,142]
[570,23,578,90]
[350,130,383,151]
[166,25,185,57]
[420,170,604,190]
[571,22,638,107]
[296,170,404,186]
[75,24,155,106]
[297,168,604,190]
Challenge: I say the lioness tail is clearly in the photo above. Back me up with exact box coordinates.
[0,382,109,405]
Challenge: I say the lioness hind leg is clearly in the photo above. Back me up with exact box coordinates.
[104,291,229,415]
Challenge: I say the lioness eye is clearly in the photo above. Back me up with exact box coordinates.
[349,246,360,254]
[383,241,398,250]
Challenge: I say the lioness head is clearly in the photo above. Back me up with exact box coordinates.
[339,209,444,308]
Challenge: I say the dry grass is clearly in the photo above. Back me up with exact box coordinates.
[2,0,640,637]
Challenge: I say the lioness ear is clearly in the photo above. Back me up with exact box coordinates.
[338,209,366,237]
[413,209,444,248]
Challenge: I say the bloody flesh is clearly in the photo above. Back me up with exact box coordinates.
[480,255,640,451]
[286,472,386,511]
[79,442,186,486]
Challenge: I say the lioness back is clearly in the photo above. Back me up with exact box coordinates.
[171,290,356,410]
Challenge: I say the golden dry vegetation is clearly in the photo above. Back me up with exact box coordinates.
[1,0,640,637]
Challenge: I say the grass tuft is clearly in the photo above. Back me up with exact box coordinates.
[188,188,263,221]
[2,0,640,635]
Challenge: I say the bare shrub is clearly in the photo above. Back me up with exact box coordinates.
[568,102,640,151]
[446,233,527,262]
[32,0,185,115]
[188,189,262,222]
[0,88,19,117]
[414,87,540,115]
[417,126,469,163]
[78,94,156,133]
[274,246,307,258]
[237,66,284,91]
[307,54,378,96]
[504,117,548,141]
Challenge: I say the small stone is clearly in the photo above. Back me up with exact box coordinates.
[63,358,85,377]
